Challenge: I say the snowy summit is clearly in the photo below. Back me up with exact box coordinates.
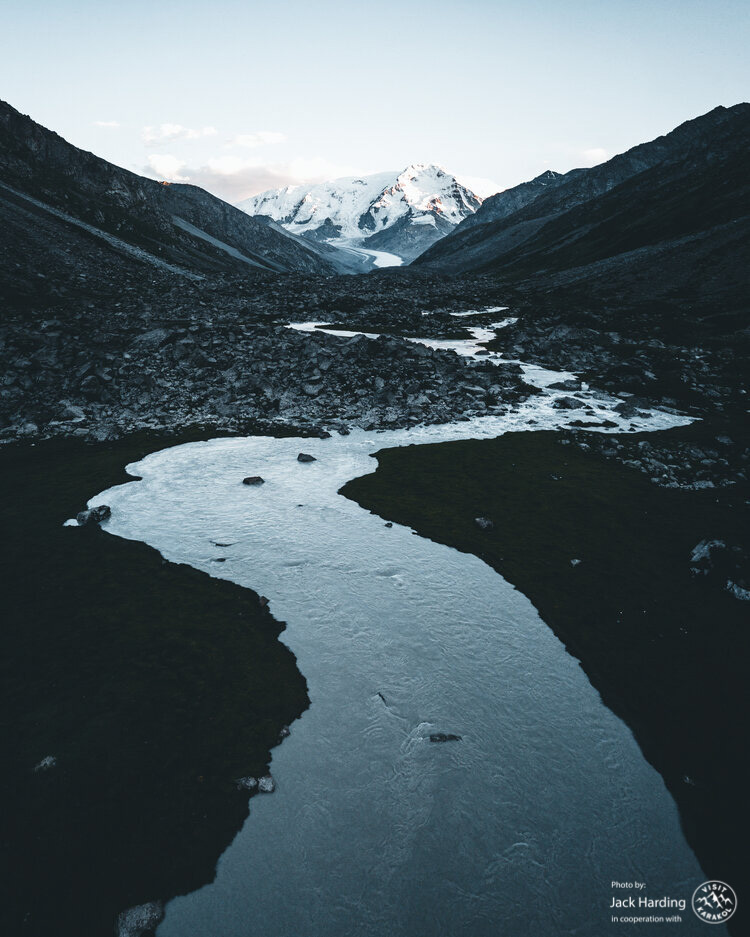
[237,164,482,263]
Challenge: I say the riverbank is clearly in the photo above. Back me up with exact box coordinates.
[0,427,310,937]
[342,420,748,935]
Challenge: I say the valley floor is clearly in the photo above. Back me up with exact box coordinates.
[1,262,748,936]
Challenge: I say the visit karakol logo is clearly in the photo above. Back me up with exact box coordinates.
[692,881,737,923]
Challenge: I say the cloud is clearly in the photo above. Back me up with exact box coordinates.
[94,120,120,128]
[146,154,189,182]
[141,123,218,145]
[141,153,364,202]
[231,131,286,148]
[188,165,303,201]
[204,155,258,175]
[456,174,502,199]
[581,147,608,165]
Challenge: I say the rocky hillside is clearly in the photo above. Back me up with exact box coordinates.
[0,264,531,444]
[414,105,750,312]
[0,100,355,280]
[239,164,482,262]
[454,169,564,232]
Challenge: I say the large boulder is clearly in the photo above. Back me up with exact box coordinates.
[689,539,727,576]
[689,539,750,599]
[58,402,85,422]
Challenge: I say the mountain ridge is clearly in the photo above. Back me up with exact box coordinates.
[412,104,750,311]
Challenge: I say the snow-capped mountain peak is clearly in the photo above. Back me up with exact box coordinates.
[237,164,482,263]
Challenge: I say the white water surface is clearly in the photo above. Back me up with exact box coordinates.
[450,306,509,316]
[356,246,404,268]
[329,240,404,268]
[86,327,714,936]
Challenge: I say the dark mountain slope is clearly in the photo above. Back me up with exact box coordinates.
[0,100,342,278]
[480,146,749,307]
[414,104,750,310]
[456,169,564,232]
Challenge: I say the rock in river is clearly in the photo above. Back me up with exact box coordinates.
[242,476,265,486]
[115,900,165,937]
[76,504,112,527]
[553,396,586,410]
[297,453,317,463]
[237,774,276,793]
[548,380,581,391]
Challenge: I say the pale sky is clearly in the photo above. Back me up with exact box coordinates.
[1,0,748,201]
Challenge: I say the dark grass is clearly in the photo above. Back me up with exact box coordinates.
[342,421,749,935]
[0,429,309,937]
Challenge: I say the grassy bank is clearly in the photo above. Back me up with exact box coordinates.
[0,429,310,937]
[342,422,748,934]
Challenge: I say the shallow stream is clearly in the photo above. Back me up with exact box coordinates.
[87,316,716,935]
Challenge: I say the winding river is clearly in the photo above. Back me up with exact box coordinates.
[86,318,719,935]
